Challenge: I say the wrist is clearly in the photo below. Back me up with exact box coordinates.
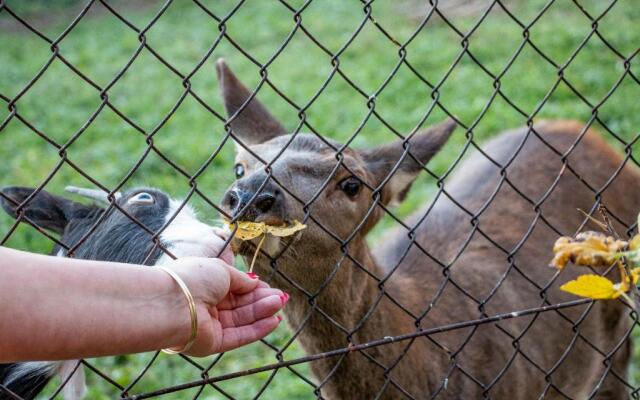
[154,266,199,354]
[150,267,194,351]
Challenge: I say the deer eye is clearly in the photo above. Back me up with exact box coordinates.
[128,192,155,205]
[234,163,245,179]
[339,177,361,198]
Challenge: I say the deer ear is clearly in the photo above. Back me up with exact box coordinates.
[361,119,457,206]
[0,187,94,235]
[216,59,287,146]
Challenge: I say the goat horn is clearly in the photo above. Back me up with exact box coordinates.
[65,186,122,203]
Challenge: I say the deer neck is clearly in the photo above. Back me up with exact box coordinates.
[258,236,404,350]
[253,236,426,399]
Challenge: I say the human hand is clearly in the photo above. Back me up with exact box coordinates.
[161,257,286,357]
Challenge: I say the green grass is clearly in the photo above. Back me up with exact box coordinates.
[1,0,640,398]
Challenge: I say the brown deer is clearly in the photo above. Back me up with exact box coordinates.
[216,59,634,399]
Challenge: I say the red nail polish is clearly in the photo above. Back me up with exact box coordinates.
[276,315,283,322]
[246,272,259,279]
[279,293,290,305]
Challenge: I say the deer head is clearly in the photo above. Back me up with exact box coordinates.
[217,59,456,290]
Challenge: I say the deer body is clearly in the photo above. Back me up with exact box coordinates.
[216,60,633,399]
[366,121,636,399]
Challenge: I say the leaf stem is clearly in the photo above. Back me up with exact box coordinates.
[249,235,266,273]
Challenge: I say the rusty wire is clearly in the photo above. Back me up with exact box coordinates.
[1,0,639,399]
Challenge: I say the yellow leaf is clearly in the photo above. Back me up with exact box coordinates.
[628,235,640,251]
[225,220,306,241]
[265,220,307,237]
[550,232,627,269]
[560,275,622,300]
[227,221,267,241]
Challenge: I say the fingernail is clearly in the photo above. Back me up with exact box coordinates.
[279,293,290,305]
[276,315,283,322]
[246,272,259,279]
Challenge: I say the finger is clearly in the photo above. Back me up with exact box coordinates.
[212,227,236,266]
[211,226,233,261]
[219,315,282,352]
[224,264,261,294]
[219,294,283,327]
[217,288,284,310]
[219,246,235,266]
[213,226,231,241]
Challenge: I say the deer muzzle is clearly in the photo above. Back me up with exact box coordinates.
[222,177,286,224]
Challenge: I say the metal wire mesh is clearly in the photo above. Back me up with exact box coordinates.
[1,0,639,398]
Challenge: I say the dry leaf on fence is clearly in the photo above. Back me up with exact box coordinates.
[560,274,624,299]
[550,223,640,302]
[560,268,640,300]
[550,231,627,269]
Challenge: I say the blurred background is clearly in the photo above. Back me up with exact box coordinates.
[1,0,639,398]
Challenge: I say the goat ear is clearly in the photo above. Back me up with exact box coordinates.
[0,187,91,235]
[216,59,287,146]
[361,119,457,206]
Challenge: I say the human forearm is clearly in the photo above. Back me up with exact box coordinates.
[0,247,189,362]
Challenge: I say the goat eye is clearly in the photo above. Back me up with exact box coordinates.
[128,192,155,205]
[234,163,245,179]
[339,177,361,198]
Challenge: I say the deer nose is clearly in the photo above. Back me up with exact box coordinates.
[254,193,276,213]
[222,188,280,222]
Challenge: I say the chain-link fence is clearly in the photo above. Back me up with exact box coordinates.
[1,0,639,399]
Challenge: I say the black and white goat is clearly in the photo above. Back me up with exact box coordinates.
[0,186,233,400]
